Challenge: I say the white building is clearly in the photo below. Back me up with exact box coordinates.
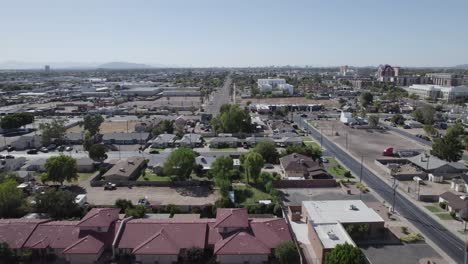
[257,79,294,95]
[405,84,468,102]
[340,111,356,124]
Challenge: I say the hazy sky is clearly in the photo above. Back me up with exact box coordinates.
[1,0,468,67]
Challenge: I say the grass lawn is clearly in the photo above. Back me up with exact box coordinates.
[137,169,171,182]
[303,140,320,149]
[326,157,352,179]
[233,185,272,205]
[77,172,96,181]
[424,205,444,213]
[435,213,454,220]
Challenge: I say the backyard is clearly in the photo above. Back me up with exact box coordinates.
[137,169,171,182]
[233,185,272,205]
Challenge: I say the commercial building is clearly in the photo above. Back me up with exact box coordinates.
[289,200,385,264]
[102,157,146,182]
[257,79,294,95]
[426,73,463,87]
[405,84,468,102]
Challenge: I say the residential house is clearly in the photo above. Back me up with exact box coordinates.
[439,191,468,217]
[102,157,146,182]
[102,132,150,145]
[209,137,239,149]
[175,134,202,148]
[279,153,329,180]
[150,134,176,148]
[22,158,47,172]
[9,135,42,150]
[245,137,274,147]
[116,208,292,264]
[76,157,96,173]
[65,133,84,145]
[407,153,467,180]
[451,175,468,193]
[274,136,303,147]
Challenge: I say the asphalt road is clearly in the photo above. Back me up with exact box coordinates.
[205,73,232,116]
[294,115,465,264]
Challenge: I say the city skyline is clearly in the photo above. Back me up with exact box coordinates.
[1,0,468,68]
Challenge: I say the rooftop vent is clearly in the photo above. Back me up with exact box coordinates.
[327,231,338,240]
[119,168,125,172]
[349,204,358,211]
[128,161,134,165]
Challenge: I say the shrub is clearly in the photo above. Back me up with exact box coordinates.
[275,241,300,264]
[185,247,205,263]
[401,226,409,234]
[344,171,353,178]
[400,232,424,243]
[439,201,448,209]
[450,211,457,219]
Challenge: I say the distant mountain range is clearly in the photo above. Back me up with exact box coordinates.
[97,62,153,69]
[0,61,168,70]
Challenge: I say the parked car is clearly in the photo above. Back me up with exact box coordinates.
[5,155,14,159]
[149,149,159,154]
[26,149,38,154]
[39,147,49,153]
[300,114,308,118]
[7,146,15,152]
[264,164,274,169]
[0,155,5,159]
[320,157,329,163]
[403,125,411,129]
[47,144,57,150]
[138,198,150,207]
[65,146,73,152]
[57,146,65,152]
[104,182,116,191]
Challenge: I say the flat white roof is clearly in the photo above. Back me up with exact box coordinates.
[303,200,384,224]
[313,222,355,249]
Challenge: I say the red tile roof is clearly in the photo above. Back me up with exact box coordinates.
[62,235,104,255]
[214,231,270,255]
[250,218,292,248]
[77,208,120,228]
[214,208,249,228]
[117,220,206,252]
[132,228,180,255]
[24,221,80,249]
[0,219,49,249]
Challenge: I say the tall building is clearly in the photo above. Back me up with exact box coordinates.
[340,65,348,76]
[376,64,397,81]
[44,65,50,73]
[426,73,463,87]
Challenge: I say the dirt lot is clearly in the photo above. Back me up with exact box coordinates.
[119,97,201,109]
[240,97,339,107]
[82,185,218,206]
[67,120,141,133]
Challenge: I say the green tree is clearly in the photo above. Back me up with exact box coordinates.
[0,242,14,263]
[446,122,464,138]
[423,124,436,137]
[115,199,134,211]
[34,190,80,219]
[152,120,174,135]
[391,114,405,125]
[82,130,93,151]
[253,140,279,164]
[210,156,234,197]
[244,152,264,184]
[163,147,197,179]
[125,205,147,218]
[0,178,26,218]
[412,105,435,125]
[83,114,104,136]
[408,93,420,100]
[360,92,373,107]
[185,247,205,263]
[274,241,300,264]
[368,115,379,128]
[43,155,78,184]
[88,144,108,161]
[0,112,34,129]
[284,144,321,160]
[39,119,67,146]
[211,104,253,133]
[325,243,366,264]
[431,127,464,162]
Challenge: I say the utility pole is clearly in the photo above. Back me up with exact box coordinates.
[346,132,348,150]
[359,154,364,183]
[392,178,398,213]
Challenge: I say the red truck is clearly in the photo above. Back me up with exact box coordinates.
[383,147,394,157]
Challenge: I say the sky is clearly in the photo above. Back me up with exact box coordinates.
[1,0,468,68]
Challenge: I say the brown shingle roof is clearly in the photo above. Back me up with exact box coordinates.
[62,235,104,255]
[77,208,120,228]
[440,191,468,211]
[102,156,145,180]
[214,208,249,228]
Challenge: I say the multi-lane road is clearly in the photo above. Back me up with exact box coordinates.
[294,115,465,264]
[205,73,233,116]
